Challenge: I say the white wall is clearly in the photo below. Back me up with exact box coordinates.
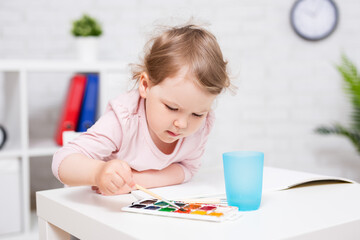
[1,0,360,182]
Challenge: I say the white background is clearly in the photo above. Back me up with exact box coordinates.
[0,0,360,196]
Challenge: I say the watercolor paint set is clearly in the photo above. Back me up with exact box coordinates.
[122,198,239,222]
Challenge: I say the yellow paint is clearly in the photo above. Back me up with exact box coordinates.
[190,210,207,215]
[208,212,224,217]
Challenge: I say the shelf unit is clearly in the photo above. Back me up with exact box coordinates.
[0,60,127,235]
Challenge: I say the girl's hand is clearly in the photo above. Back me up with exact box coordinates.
[94,159,135,195]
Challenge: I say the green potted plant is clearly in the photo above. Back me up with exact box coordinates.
[315,55,360,154]
[71,14,103,62]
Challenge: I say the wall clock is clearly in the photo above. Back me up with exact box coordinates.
[290,0,339,41]
[0,125,7,150]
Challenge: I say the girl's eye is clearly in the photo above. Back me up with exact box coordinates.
[192,113,203,118]
[165,104,178,111]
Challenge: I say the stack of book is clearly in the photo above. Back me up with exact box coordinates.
[55,73,99,146]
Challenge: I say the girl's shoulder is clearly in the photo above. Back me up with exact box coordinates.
[206,110,216,130]
[106,90,142,119]
[198,109,215,135]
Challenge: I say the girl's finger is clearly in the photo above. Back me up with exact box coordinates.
[103,186,115,196]
[111,174,125,189]
[116,162,135,187]
[114,184,133,195]
[107,181,119,194]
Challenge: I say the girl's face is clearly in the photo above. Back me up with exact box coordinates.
[139,67,217,152]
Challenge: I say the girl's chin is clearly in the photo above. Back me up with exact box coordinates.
[159,134,180,144]
[161,137,178,144]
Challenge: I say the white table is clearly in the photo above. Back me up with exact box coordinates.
[36,167,360,240]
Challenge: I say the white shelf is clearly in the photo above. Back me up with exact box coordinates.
[0,211,38,240]
[0,140,59,158]
[0,59,128,236]
[0,141,22,158]
[0,149,22,158]
[0,59,127,72]
[28,139,60,157]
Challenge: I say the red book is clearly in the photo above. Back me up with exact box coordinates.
[55,74,87,146]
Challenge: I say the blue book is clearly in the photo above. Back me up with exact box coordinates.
[77,73,99,132]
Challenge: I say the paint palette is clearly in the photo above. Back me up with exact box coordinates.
[122,199,239,222]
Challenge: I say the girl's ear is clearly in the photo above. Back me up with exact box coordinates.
[138,72,150,98]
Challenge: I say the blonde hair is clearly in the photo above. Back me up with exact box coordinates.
[131,24,231,95]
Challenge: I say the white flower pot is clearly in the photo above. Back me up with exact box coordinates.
[76,37,99,62]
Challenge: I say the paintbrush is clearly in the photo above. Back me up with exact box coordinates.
[179,198,222,204]
[135,184,181,210]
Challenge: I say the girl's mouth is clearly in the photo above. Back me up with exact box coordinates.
[167,130,180,137]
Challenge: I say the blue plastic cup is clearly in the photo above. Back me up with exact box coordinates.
[223,151,264,211]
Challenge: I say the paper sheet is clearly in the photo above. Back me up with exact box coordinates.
[131,166,357,200]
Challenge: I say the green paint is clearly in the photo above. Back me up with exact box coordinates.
[159,207,176,212]
[154,201,168,206]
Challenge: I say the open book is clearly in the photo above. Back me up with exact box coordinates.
[263,167,357,192]
[130,166,358,202]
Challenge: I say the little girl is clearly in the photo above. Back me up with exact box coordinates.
[52,24,231,196]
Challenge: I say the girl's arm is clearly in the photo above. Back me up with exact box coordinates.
[59,153,102,186]
[132,163,185,189]
[59,154,184,194]
[59,153,135,195]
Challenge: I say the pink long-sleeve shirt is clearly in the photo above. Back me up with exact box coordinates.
[52,90,215,183]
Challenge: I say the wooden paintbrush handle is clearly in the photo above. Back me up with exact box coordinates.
[135,184,163,200]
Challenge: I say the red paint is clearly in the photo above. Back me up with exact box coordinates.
[199,206,217,211]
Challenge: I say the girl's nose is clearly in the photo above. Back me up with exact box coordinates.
[174,117,188,129]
